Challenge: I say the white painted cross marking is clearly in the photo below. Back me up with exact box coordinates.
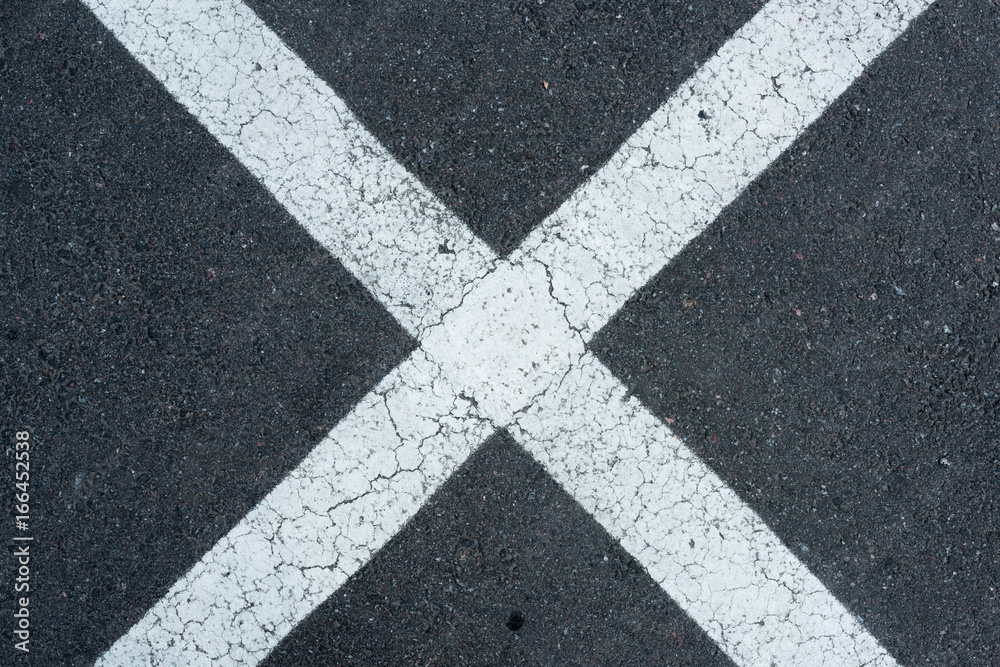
[85,0,933,664]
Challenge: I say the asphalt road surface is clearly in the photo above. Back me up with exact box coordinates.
[2,0,998,665]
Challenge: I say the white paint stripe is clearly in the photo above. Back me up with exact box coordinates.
[511,353,895,666]
[95,351,491,666]
[83,0,495,337]
[516,0,932,339]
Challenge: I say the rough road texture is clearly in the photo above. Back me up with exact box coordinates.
[5,0,986,664]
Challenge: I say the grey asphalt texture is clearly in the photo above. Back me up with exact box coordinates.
[2,0,998,665]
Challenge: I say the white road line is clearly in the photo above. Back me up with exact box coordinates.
[517,0,931,339]
[512,352,895,666]
[95,351,491,666]
[85,0,932,664]
[83,0,494,337]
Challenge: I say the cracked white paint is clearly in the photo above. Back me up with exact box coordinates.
[516,0,930,339]
[85,0,932,665]
[512,353,893,665]
[421,258,586,425]
[96,351,491,666]
[83,0,494,337]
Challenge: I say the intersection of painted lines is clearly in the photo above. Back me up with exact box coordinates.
[85,0,932,664]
